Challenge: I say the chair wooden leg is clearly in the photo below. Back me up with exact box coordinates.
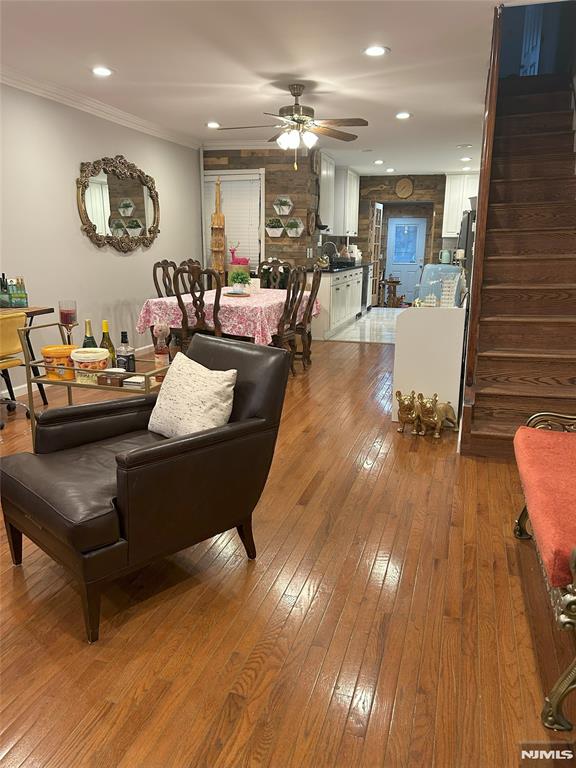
[542,655,576,730]
[288,338,297,376]
[237,517,257,560]
[4,518,22,565]
[79,582,101,643]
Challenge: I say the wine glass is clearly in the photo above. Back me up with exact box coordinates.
[59,300,77,342]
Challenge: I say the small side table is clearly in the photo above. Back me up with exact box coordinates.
[382,277,403,308]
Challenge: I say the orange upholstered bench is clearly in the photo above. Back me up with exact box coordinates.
[513,412,576,732]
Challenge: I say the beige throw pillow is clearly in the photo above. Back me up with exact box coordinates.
[148,352,237,438]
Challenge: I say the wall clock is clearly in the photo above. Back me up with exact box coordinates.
[395,177,414,199]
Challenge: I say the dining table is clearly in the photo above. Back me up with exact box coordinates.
[137,288,319,346]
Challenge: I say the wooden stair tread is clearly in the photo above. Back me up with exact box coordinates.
[482,282,576,289]
[490,175,576,184]
[496,109,573,121]
[486,254,576,261]
[469,424,517,439]
[488,201,576,210]
[476,385,576,400]
[486,226,576,233]
[481,315,576,323]
[478,349,576,360]
[494,129,574,140]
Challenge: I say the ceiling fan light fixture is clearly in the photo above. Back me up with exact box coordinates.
[286,129,301,150]
[276,132,291,150]
[302,130,318,149]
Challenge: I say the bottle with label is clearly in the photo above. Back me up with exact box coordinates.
[116,331,135,372]
[99,320,116,365]
[153,326,170,382]
[82,319,98,348]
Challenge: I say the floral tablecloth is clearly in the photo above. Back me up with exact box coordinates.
[136,288,319,346]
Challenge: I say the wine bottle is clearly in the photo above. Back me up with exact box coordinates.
[116,331,135,372]
[100,320,116,365]
[82,319,97,348]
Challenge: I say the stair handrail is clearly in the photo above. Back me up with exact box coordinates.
[465,4,503,387]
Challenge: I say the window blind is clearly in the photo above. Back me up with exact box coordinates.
[204,173,263,271]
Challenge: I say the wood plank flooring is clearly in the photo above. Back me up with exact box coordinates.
[1,340,574,767]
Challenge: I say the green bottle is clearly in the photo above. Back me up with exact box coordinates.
[100,320,116,365]
[82,319,97,348]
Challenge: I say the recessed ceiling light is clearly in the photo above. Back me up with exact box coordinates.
[457,144,473,149]
[92,66,113,78]
[362,149,374,153]
[207,121,221,129]
[395,111,412,120]
[386,167,396,173]
[374,159,384,165]
[460,156,472,162]
[462,166,471,171]
[364,45,391,57]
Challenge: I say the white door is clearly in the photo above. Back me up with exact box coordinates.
[386,218,427,303]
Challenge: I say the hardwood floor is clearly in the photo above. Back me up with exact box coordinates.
[1,341,574,767]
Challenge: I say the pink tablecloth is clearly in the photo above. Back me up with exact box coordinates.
[137,288,319,346]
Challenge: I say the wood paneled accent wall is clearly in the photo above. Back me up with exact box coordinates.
[358,175,446,268]
[203,149,318,264]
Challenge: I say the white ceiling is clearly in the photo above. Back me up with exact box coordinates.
[0,0,536,174]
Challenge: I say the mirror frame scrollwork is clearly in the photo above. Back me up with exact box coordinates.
[76,154,160,253]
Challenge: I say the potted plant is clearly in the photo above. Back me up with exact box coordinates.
[273,196,293,216]
[118,199,134,216]
[126,218,143,236]
[110,219,126,237]
[265,217,284,238]
[228,268,251,295]
[285,217,304,238]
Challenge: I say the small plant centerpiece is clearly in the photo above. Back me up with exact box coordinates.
[110,218,126,237]
[118,199,134,216]
[126,218,143,236]
[285,217,305,238]
[228,268,251,295]
[265,217,284,238]
[273,196,293,216]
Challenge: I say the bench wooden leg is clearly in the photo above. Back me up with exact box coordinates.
[542,655,576,731]
[514,505,532,540]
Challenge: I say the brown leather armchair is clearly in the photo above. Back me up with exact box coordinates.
[1,335,290,642]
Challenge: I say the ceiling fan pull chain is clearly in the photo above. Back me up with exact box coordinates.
[294,146,298,171]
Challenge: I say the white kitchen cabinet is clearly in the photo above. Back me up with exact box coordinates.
[318,153,336,234]
[312,267,363,340]
[334,167,360,236]
[442,173,479,238]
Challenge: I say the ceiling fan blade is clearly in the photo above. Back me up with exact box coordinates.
[314,118,369,127]
[263,112,294,123]
[310,125,358,142]
[267,131,285,143]
[216,124,281,130]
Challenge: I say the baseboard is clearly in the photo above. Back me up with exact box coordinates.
[6,344,155,400]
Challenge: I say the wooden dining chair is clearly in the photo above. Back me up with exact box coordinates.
[294,265,322,369]
[258,259,291,289]
[152,260,179,298]
[270,267,306,375]
[173,263,222,353]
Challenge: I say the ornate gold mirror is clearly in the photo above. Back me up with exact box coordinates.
[76,155,160,253]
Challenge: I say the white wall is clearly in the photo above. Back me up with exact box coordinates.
[1,84,202,390]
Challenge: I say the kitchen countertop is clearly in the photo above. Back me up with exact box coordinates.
[309,264,364,274]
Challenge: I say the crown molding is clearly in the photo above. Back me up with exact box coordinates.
[1,67,200,150]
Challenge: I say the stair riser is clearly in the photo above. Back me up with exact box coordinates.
[496,111,574,136]
[497,91,573,115]
[491,155,576,180]
[479,321,576,352]
[483,258,576,284]
[489,177,576,203]
[493,132,575,157]
[482,286,576,316]
[485,229,576,256]
[473,393,576,430]
[475,358,576,390]
[488,204,576,230]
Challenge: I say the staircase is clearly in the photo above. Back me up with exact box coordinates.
[461,74,576,458]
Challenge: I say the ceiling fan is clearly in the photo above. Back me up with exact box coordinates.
[215,83,368,164]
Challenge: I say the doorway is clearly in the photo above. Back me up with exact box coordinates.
[386,217,427,303]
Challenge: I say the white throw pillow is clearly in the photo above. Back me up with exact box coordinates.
[148,352,237,439]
